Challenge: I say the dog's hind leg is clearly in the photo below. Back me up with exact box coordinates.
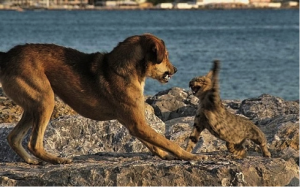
[3,74,71,164]
[27,90,72,164]
[7,111,40,164]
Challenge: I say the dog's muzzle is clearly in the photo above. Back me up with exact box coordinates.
[163,72,172,82]
[163,66,177,82]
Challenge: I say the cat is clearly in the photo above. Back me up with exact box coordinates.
[185,60,271,159]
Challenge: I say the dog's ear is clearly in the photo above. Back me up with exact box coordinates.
[142,34,165,64]
[151,40,165,64]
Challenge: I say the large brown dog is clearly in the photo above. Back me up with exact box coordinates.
[0,34,206,164]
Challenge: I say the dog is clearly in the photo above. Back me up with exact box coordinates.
[0,34,207,164]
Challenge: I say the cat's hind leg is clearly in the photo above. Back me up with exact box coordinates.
[250,135,271,157]
[248,126,271,157]
[226,141,247,159]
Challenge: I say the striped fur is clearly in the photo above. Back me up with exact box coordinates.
[186,60,271,159]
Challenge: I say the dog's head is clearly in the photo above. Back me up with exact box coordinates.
[141,34,177,83]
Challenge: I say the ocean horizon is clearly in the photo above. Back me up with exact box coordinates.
[0,9,298,100]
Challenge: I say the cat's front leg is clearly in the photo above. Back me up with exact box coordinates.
[185,116,205,152]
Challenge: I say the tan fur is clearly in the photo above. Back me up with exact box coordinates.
[0,34,208,164]
[186,60,271,159]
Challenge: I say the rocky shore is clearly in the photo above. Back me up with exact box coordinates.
[0,87,299,186]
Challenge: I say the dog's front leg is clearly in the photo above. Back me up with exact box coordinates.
[137,138,175,160]
[119,114,207,161]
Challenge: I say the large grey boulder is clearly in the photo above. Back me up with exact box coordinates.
[0,152,299,186]
[0,104,164,162]
[163,93,299,164]
[0,87,299,186]
[165,115,299,162]
[0,96,77,124]
[146,87,198,121]
[239,94,299,125]
[146,87,246,122]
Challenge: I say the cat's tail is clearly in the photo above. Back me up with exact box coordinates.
[0,51,5,75]
[0,51,4,63]
[0,51,4,61]
[211,60,220,85]
[211,60,221,102]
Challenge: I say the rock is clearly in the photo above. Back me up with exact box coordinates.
[165,114,299,161]
[0,96,23,123]
[146,87,243,122]
[239,94,299,125]
[51,97,78,120]
[0,153,298,186]
[163,95,299,164]
[146,87,199,121]
[0,87,299,186]
[165,117,227,153]
[0,103,164,162]
[0,87,77,123]
[263,114,299,164]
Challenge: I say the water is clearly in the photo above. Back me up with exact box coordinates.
[0,9,298,100]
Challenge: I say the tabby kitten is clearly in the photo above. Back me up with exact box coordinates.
[186,60,271,158]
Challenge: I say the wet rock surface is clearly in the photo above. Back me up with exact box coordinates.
[0,87,299,186]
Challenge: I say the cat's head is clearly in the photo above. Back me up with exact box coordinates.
[189,60,220,98]
[189,71,213,98]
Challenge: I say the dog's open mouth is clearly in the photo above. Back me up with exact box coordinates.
[163,72,172,82]
[190,86,201,95]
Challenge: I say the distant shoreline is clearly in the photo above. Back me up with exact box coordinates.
[0,5,299,12]
[0,0,298,12]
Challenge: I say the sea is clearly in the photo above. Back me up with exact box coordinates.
[0,9,298,101]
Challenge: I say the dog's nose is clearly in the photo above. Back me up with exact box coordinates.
[173,66,177,73]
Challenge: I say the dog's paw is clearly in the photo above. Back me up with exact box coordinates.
[263,151,271,158]
[58,158,73,164]
[25,157,42,165]
[161,154,176,160]
[195,154,208,161]
[50,157,73,164]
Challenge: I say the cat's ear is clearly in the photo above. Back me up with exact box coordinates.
[206,71,213,79]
